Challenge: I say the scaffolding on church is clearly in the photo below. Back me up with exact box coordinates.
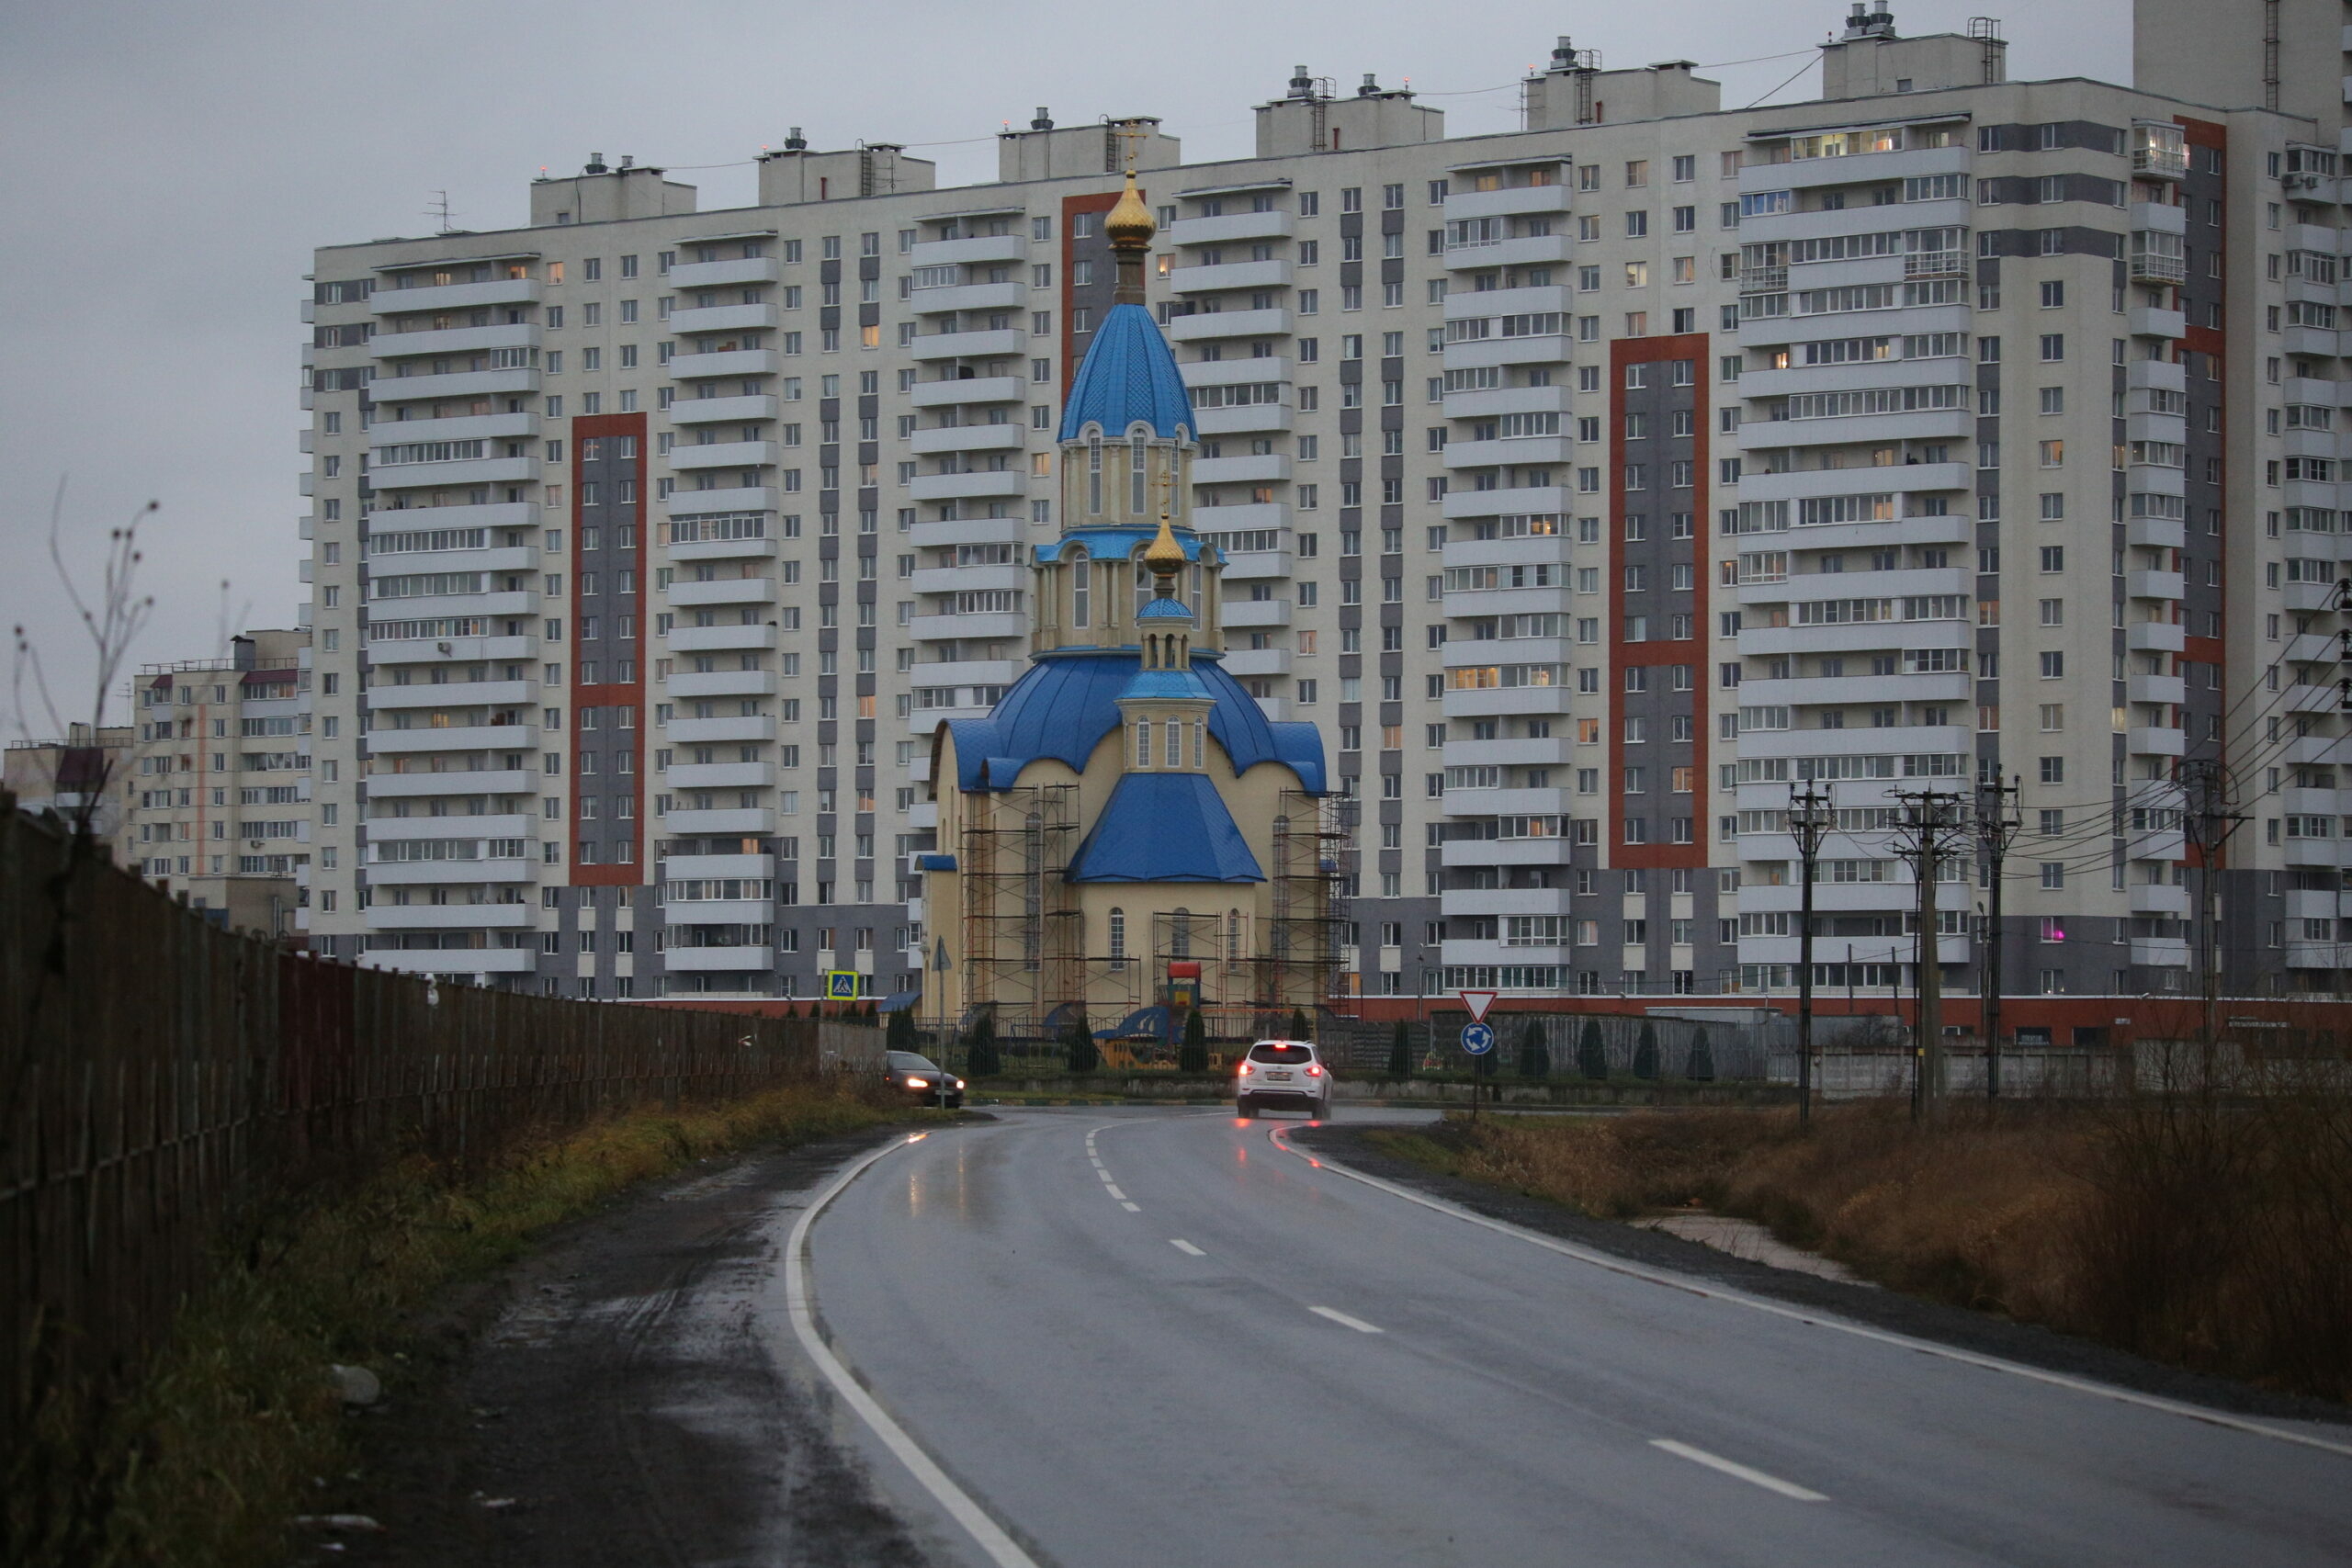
[959,784,1082,1021]
[1260,788,1352,1010]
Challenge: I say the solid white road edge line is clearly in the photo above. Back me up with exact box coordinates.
[784,1134,1044,1568]
[1310,1304,1385,1334]
[1267,1128,2352,1461]
[1650,1438,1828,1502]
[1170,1238,1206,1257]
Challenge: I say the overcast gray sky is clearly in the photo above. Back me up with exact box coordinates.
[0,0,2129,739]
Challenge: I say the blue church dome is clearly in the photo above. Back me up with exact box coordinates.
[943,650,1326,795]
[1057,302,1195,442]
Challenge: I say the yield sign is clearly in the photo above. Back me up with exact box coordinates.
[1458,989,1498,1023]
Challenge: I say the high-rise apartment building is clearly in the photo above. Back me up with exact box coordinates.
[122,628,312,935]
[299,4,2352,1008]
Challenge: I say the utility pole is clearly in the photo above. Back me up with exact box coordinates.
[1891,788,1966,1122]
[1789,784,1832,1128]
[1974,773,2020,1099]
[2178,757,2248,1054]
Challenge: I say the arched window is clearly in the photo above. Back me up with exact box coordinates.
[1171,907,1192,958]
[1193,721,1204,769]
[1227,908,1241,964]
[1088,434,1103,515]
[1134,718,1151,768]
[1071,553,1091,628]
[1164,718,1181,768]
[1108,907,1126,967]
[1130,432,1148,513]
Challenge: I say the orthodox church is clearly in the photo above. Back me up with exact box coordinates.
[919,173,1337,1033]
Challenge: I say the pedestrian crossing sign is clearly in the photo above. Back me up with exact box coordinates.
[825,970,862,1000]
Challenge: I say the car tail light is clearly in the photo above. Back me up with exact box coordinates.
[1306,1064,1323,1077]
[1238,1062,1254,1076]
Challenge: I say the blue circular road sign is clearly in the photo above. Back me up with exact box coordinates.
[1461,1022,1496,1055]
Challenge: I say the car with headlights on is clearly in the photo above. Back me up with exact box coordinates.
[1234,1039,1332,1120]
[885,1050,965,1109]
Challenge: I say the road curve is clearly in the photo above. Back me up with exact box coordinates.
[797,1109,2352,1568]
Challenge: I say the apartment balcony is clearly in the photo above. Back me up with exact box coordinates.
[670,303,780,336]
[2127,938,2191,969]
[364,814,534,845]
[668,440,777,471]
[1221,648,1291,677]
[1442,484,1570,520]
[668,347,782,381]
[670,535,778,565]
[660,898,774,931]
[368,278,542,315]
[370,456,539,491]
[1442,233,1573,271]
[2125,569,2187,603]
[910,281,1026,315]
[1442,385,1573,420]
[1442,185,1574,220]
[1193,453,1291,484]
[1169,210,1296,246]
[908,423,1024,456]
[666,624,777,653]
[1170,260,1291,295]
[1169,308,1292,343]
[2286,836,2352,868]
[1441,335,1572,370]
[908,327,1028,361]
[667,257,781,289]
[910,375,1024,408]
[1192,501,1289,534]
[665,670,778,698]
[668,393,778,425]
[1218,547,1292,581]
[667,577,776,608]
[1182,358,1293,391]
[665,715,775,743]
[661,852,774,880]
[2125,514,2186,550]
[367,591,538,626]
[1220,597,1292,628]
[2284,682,2344,715]
[662,807,777,834]
[662,945,774,972]
[370,322,539,361]
[1752,142,1971,193]
[909,612,1027,642]
[369,411,537,447]
[1738,671,1970,707]
[365,903,535,931]
[909,470,1025,501]
[368,367,540,404]
[1737,618,1968,658]
[910,563,1023,596]
[910,514,1023,549]
[366,679,533,712]
[665,761,774,790]
[2286,578,2351,613]
[1442,436,1575,470]
[1442,285,1571,322]
[363,723,537,755]
[365,767,535,798]
[368,633,539,667]
[1438,886,1575,922]
[1439,837,1577,869]
[1194,403,1292,434]
[2126,726,2185,756]
[910,658,1023,690]
[908,231,1026,268]
[2128,672,2187,706]
[1441,684,1576,717]
[667,485,776,515]
[1765,408,1973,449]
[362,858,535,887]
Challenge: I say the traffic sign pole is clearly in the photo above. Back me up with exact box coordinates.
[1460,1020,1496,1122]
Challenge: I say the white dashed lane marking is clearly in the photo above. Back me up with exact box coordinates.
[1169,1239,1206,1257]
[1649,1440,1828,1503]
[1309,1305,1384,1335]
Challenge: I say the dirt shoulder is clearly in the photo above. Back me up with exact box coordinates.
[1292,1122,2352,1428]
[326,1127,940,1568]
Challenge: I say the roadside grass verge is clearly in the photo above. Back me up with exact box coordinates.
[1365,1096,2352,1404]
[13,1084,928,1568]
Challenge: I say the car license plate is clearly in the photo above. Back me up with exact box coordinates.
[1267,1070,1292,1080]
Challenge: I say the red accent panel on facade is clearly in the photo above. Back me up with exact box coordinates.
[1062,190,1123,372]
[1607,333,1711,870]
[571,412,647,887]
[2175,117,2226,150]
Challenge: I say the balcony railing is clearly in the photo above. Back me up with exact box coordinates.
[1902,250,1964,278]
[1738,265,1787,295]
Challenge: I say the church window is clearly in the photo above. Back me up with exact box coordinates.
[1089,435,1103,514]
[1134,719,1151,768]
[1164,718,1181,768]
[1072,556,1090,627]
[1171,908,1193,957]
[1130,433,1148,513]
[1227,908,1242,964]
[1193,721,1204,768]
[1109,908,1127,964]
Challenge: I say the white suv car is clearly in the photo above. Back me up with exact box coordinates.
[1234,1039,1334,1120]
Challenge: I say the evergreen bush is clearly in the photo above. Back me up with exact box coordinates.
[1518,1021,1550,1079]
[1386,1020,1411,1080]
[1634,1021,1660,1080]
[1180,1009,1209,1074]
[1577,1019,1608,1080]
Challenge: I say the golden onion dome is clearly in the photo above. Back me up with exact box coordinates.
[1104,170,1155,250]
[1144,511,1185,580]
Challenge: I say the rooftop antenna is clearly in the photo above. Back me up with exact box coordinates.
[425,190,456,233]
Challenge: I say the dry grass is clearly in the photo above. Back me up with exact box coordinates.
[11,1083,913,1568]
[1415,1093,2352,1404]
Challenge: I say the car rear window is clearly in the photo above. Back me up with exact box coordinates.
[1248,1043,1313,1064]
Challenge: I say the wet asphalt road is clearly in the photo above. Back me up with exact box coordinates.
[798,1107,2352,1568]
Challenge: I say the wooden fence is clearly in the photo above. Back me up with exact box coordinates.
[0,798,851,1493]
